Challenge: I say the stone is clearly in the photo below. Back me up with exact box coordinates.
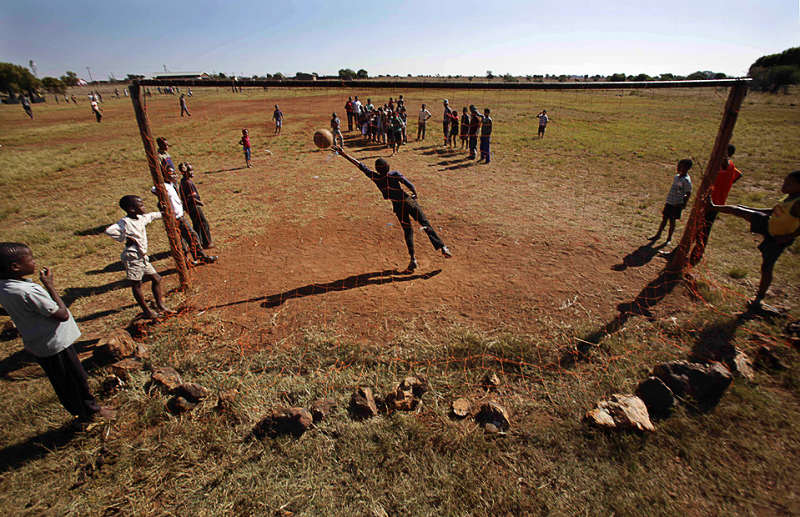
[97,329,137,361]
[652,360,732,407]
[385,377,427,412]
[731,350,755,381]
[309,398,336,423]
[450,398,472,418]
[349,387,378,419]
[475,400,510,431]
[484,423,500,434]
[148,366,183,394]
[584,394,655,432]
[110,358,143,380]
[215,389,242,423]
[167,395,198,415]
[635,376,675,417]
[101,375,125,395]
[253,407,313,438]
[135,343,150,360]
[482,372,502,391]
[174,382,209,402]
[756,346,788,371]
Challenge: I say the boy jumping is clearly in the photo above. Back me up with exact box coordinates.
[710,170,800,309]
[105,196,174,320]
[0,243,114,423]
[334,145,452,271]
[650,159,693,245]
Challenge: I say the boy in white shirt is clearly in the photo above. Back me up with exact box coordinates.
[105,195,173,320]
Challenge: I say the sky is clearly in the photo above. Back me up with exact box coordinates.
[1,0,798,81]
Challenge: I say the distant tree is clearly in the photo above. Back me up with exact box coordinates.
[338,68,356,80]
[295,72,314,80]
[356,69,368,79]
[486,70,494,80]
[407,73,412,77]
[273,72,284,80]
[748,47,800,92]
[712,72,727,79]
[41,76,66,94]
[658,73,675,81]
[60,70,79,86]
[608,73,626,82]
[686,71,710,80]
[0,62,41,95]
[632,73,653,81]
[502,73,518,83]
[126,74,145,81]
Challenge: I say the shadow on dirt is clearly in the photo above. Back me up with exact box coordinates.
[85,251,172,275]
[611,241,669,271]
[0,423,78,474]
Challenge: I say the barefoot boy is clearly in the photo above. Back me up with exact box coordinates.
[239,129,252,168]
[650,159,693,245]
[105,195,173,320]
[333,145,452,271]
[710,170,800,308]
[0,243,113,422]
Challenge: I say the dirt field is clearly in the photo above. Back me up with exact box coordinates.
[1,85,798,515]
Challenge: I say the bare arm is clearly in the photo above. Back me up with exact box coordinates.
[39,268,70,322]
[333,145,360,168]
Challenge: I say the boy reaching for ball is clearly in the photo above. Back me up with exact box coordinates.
[333,145,452,271]
[105,195,174,320]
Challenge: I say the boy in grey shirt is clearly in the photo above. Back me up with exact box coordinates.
[0,243,113,423]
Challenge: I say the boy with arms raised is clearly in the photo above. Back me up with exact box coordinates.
[0,243,113,423]
[711,171,800,309]
[105,195,174,320]
[333,145,452,271]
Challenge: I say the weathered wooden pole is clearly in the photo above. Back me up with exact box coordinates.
[667,81,748,274]
[128,83,191,289]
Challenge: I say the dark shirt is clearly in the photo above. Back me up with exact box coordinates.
[180,177,201,211]
[468,113,481,135]
[358,162,416,201]
[481,116,492,136]
[460,114,470,134]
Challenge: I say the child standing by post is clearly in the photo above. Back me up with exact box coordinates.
[650,159,693,245]
[179,162,213,249]
[0,243,114,423]
[710,171,800,309]
[239,129,252,168]
[105,196,174,320]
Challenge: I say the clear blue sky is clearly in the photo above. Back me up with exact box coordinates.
[1,0,797,81]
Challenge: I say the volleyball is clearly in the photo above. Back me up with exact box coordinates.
[313,128,334,149]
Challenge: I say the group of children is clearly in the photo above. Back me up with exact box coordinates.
[650,144,800,310]
[440,100,493,163]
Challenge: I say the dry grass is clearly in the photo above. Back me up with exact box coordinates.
[0,86,798,516]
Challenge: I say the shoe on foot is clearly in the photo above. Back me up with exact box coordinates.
[202,255,218,263]
[407,258,419,271]
[441,246,452,258]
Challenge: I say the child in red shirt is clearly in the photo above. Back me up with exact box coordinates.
[239,129,252,168]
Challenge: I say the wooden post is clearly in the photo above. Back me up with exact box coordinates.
[667,81,748,273]
[128,83,191,290]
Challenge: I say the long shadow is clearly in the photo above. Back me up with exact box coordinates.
[85,251,172,275]
[203,167,246,175]
[61,268,176,307]
[0,338,100,381]
[690,315,751,364]
[440,161,477,171]
[0,423,78,473]
[200,269,441,311]
[260,269,442,308]
[421,148,462,157]
[611,241,668,271]
[560,270,682,367]
[435,157,472,166]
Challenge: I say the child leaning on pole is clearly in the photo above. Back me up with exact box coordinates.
[105,195,175,320]
[650,158,693,246]
[710,170,800,310]
[0,243,115,424]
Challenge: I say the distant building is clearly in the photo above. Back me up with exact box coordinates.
[151,72,210,80]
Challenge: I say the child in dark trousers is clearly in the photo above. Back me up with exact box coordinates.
[179,163,213,249]
[105,196,174,320]
[710,170,800,309]
[0,243,114,423]
[334,145,452,271]
[650,159,693,245]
